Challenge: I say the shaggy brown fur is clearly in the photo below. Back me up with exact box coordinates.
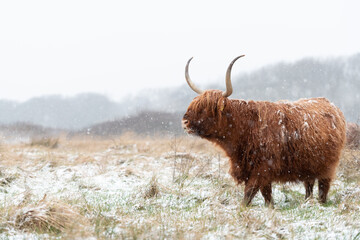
[182,90,346,206]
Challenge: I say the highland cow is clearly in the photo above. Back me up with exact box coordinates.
[182,56,346,206]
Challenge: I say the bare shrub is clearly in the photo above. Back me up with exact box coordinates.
[30,137,59,149]
[346,122,360,149]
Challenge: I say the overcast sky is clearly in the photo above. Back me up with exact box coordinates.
[0,0,359,102]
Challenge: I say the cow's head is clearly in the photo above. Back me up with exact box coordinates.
[182,55,244,138]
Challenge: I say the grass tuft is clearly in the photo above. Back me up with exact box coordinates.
[143,176,160,199]
[14,195,88,234]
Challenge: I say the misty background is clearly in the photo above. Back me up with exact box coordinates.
[0,53,359,136]
[0,1,359,137]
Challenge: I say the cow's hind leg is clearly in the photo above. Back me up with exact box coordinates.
[242,182,260,206]
[318,178,331,203]
[260,183,274,207]
[304,179,315,199]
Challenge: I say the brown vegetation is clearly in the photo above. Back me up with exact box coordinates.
[29,137,59,149]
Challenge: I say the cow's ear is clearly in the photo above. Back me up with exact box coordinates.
[218,99,226,112]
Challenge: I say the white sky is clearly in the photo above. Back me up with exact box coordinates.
[0,0,359,102]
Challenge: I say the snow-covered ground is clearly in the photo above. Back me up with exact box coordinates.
[0,137,359,239]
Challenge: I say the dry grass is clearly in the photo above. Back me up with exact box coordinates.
[1,134,360,239]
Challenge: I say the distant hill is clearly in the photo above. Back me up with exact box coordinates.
[0,122,63,141]
[72,111,183,137]
[0,54,359,130]
[0,111,183,140]
[0,93,124,130]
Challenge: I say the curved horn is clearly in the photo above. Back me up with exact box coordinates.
[223,55,245,97]
[185,57,203,94]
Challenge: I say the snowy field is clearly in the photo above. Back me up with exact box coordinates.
[0,134,360,239]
